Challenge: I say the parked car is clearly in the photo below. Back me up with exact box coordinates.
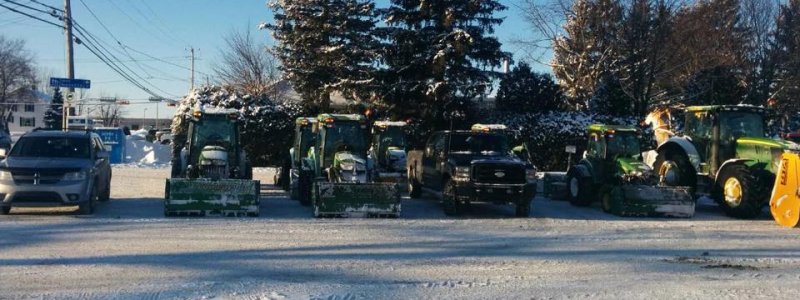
[0,130,112,215]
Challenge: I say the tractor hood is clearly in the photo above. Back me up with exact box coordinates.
[333,151,367,172]
[616,157,652,176]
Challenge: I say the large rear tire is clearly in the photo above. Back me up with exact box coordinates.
[298,171,312,206]
[567,170,594,207]
[713,164,765,219]
[654,152,695,188]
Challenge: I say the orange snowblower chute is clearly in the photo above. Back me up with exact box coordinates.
[770,152,800,228]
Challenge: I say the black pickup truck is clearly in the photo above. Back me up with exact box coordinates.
[406,128,536,217]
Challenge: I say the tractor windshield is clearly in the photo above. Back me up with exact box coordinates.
[378,126,406,148]
[193,118,235,149]
[606,132,641,158]
[448,133,510,155]
[324,121,368,156]
[720,112,765,141]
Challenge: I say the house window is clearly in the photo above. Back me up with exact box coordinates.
[10,105,17,112]
[24,104,35,112]
[19,117,35,127]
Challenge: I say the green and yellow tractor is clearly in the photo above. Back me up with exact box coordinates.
[655,105,793,218]
[298,114,401,217]
[567,124,695,217]
[368,121,408,183]
[165,108,260,216]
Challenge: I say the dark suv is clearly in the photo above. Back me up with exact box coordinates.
[0,130,112,214]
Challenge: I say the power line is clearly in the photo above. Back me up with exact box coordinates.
[29,0,62,13]
[123,46,212,77]
[0,2,64,29]
[2,0,57,16]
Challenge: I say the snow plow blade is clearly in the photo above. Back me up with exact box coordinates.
[313,181,400,218]
[164,179,260,217]
[605,185,695,218]
[770,152,800,228]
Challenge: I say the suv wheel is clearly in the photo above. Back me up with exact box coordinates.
[1,206,10,215]
[78,185,97,215]
[99,181,111,202]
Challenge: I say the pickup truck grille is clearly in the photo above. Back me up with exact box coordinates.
[472,164,525,184]
[10,168,80,185]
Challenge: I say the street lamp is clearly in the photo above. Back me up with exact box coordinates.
[148,97,163,129]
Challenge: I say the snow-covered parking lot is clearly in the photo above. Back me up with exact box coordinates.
[1,166,800,299]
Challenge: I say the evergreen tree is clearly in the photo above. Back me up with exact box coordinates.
[589,74,630,116]
[43,88,63,130]
[266,0,380,111]
[683,66,745,106]
[380,0,508,130]
[495,63,563,113]
[772,0,800,114]
[552,0,623,109]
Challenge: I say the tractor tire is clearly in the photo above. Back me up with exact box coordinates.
[654,152,696,189]
[442,179,461,216]
[713,164,766,219]
[298,171,312,207]
[567,170,594,207]
[1,206,10,215]
[408,168,422,199]
[515,200,531,217]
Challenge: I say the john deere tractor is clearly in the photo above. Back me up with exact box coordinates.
[567,125,695,217]
[297,114,401,217]
[165,108,259,216]
[275,117,317,203]
[368,121,408,183]
[655,105,793,218]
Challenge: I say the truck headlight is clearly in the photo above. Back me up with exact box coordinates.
[0,170,12,182]
[63,170,87,181]
[454,166,471,182]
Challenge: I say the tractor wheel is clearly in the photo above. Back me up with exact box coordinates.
[1,206,10,215]
[567,170,594,207]
[407,168,422,199]
[442,179,461,216]
[515,200,531,217]
[298,171,312,207]
[601,190,613,213]
[654,152,695,188]
[713,165,765,219]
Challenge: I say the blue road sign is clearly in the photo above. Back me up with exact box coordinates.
[49,77,91,89]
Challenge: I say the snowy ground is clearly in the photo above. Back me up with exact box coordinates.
[1,167,799,299]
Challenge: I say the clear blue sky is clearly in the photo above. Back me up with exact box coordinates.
[1,0,542,119]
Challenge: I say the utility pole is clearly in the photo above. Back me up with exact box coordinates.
[189,47,195,90]
[63,0,75,131]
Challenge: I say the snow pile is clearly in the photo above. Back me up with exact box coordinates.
[124,136,171,167]
[129,129,148,140]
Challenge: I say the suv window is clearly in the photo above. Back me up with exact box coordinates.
[10,136,91,159]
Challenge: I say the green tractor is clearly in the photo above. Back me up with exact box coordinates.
[655,105,793,218]
[298,114,401,217]
[368,121,408,183]
[286,117,317,204]
[567,124,695,217]
[165,108,260,216]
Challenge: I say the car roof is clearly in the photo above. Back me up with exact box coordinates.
[22,130,93,139]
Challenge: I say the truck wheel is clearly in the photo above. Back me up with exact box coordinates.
[442,179,461,216]
[713,165,765,219]
[567,171,594,207]
[1,206,10,215]
[654,152,695,188]
[298,172,312,206]
[515,200,531,217]
[408,169,422,199]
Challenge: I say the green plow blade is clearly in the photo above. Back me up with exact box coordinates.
[605,185,695,218]
[165,178,260,217]
[313,181,401,218]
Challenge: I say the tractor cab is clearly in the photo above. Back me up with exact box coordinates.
[585,125,648,178]
[184,109,243,179]
[370,121,408,173]
[683,106,768,174]
[312,114,371,182]
[292,117,318,170]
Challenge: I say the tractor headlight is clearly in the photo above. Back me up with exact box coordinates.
[63,170,87,181]
[454,166,471,182]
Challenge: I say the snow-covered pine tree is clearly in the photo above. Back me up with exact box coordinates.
[495,63,563,113]
[43,88,63,130]
[380,0,508,131]
[772,0,800,115]
[552,0,623,110]
[265,0,380,112]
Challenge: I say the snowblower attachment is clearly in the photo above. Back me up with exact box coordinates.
[165,178,260,216]
[313,181,400,217]
[603,184,695,218]
[770,151,800,228]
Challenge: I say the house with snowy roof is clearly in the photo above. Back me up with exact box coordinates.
[7,89,51,134]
